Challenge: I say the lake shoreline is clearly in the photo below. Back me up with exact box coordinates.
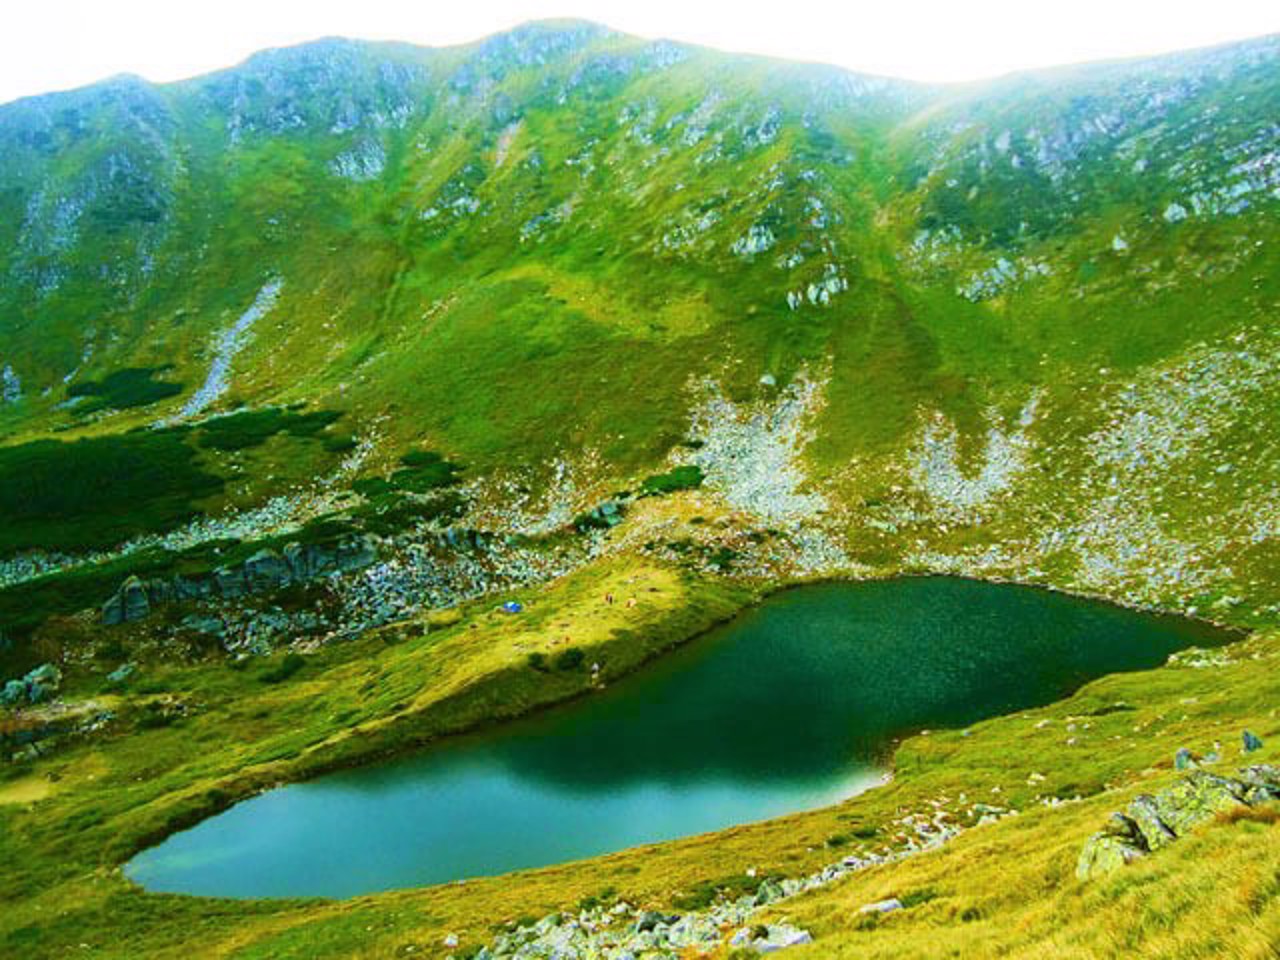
[125,573,1237,899]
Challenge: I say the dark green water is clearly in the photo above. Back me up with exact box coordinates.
[126,577,1230,898]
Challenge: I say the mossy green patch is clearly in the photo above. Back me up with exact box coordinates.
[0,431,221,556]
[66,367,184,413]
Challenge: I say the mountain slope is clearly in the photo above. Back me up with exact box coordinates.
[0,22,1279,957]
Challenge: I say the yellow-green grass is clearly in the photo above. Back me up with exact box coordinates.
[2,548,1277,958]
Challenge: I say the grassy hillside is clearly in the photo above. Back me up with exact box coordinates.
[0,26,1273,622]
[1,20,1278,959]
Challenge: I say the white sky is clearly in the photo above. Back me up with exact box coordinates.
[1,0,1277,105]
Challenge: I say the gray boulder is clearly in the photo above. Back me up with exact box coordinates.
[858,898,903,914]
[634,911,675,933]
[172,576,211,601]
[1125,796,1176,850]
[215,566,247,598]
[101,593,125,626]
[244,548,291,591]
[1076,833,1147,880]
[1,679,25,706]
[335,536,377,571]
[121,576,150,621]
[180,614,226,637]
[102,576,150,624]
[1,663,63,706]
[1150,772,1247,836]
[1238,765,1280,804]
[283,542,324,580]
[1078,765,1269,880]
[144,578,174,605]
[753,877,785,906]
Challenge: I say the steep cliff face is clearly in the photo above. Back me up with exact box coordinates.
[0,22,1276,657]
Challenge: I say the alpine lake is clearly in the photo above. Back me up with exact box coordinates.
[127,577,1232,898]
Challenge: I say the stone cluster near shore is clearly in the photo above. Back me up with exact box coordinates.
[1077,753,1276,880]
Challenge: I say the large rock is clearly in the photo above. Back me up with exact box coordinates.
[334,536,376,572]
[1149,771,1247,836]
[1,663,63,707]
[1238,765,1280,804]
[172,576,212,601]
[1125,796,1177,850]
[1,679,25,706]
[121,576,150,621]
[753,877,786,906]
[1076,833,1146,880]
[101,576,150,624]
[283,542,324,580]
[1078,766,1270,881]
[244,548,291,591]
[215,566,247,598]
[180,614,226,637]
[99,535,378,623]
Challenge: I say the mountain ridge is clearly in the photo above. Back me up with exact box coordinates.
[0,18,1276,650]
[0,19,1279,960]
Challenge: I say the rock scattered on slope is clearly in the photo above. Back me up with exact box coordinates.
[1077,764,1280,880]
[0,663,62,707]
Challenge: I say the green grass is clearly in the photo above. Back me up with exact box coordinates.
[0,431,221,556]
[66,367,184,413]
[1,557,1276,958]
[352,450,464,498]
[640,465,705,496]
[0,24,1277,960]
[195,408,343,452]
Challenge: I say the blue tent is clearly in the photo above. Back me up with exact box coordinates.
[502,601,523,614]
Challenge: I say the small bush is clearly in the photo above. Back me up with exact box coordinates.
[553,647,585,671]
[350,492,466,536]
[322,434,358,453]
[707,547,738,570]
[198,409,342,452]
[640,465,704,496]
[526,652,549,672]
[577,887,617,911]
[672,873,765,910]
[899,887,939,909]
[260,652,306,684]
[67,366,183,412]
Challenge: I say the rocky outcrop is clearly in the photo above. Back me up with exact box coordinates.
[329,138,386,181]
[171,278,283,422]
[461,793,1008,959]
[478,897,815,958]
[0,364,20,404]
[1077,763,1280,880]
[2,697,114,762]
[101,576,150,624]
[0,663,62,706]
[100,535,376,625]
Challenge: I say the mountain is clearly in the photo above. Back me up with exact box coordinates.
[1,20,1279,958]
